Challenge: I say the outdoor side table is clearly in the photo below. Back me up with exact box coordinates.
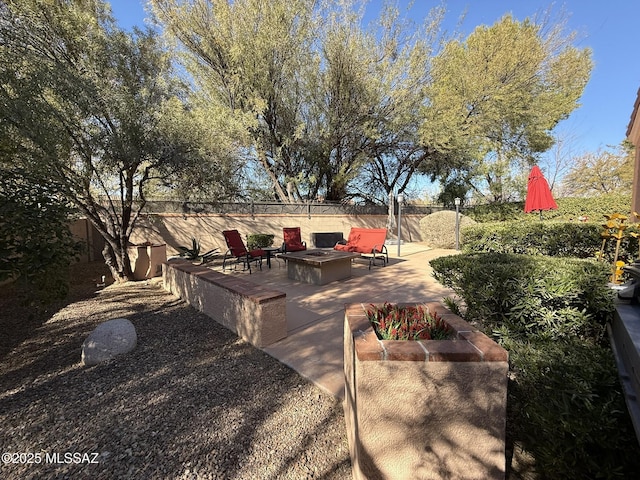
[262,247,282,269]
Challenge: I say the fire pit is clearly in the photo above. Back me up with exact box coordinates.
[279,249,360,285]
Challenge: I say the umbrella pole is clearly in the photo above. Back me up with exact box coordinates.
[539,210,543,220]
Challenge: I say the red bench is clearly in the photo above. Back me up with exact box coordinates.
[334,228,388,269]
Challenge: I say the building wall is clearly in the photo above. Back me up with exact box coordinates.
[627,88,640,222]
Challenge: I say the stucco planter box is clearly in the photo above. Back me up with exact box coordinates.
[343,302,509,480]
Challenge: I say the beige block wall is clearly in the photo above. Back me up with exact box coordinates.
[163,260,287,348]
[129,213,425,257]
[69,218,104,262]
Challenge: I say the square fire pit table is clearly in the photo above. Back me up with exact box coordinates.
[279,249,360,285]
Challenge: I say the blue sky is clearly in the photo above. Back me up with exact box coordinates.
[108,0,640,158]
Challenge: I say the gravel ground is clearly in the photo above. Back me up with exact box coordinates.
[0,263,351,480]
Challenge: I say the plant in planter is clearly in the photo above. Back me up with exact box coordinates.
[368,302,453,340]
[247,233,274,250]
[344,302,509,480]
[177,238,218,264]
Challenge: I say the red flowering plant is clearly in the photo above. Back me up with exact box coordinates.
[367,302,453,341]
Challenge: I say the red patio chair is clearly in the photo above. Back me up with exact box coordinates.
[334,227,388,269]
[222,229,265,274]
[282,227,307,253]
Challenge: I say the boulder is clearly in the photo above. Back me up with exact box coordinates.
[82,318,137,366]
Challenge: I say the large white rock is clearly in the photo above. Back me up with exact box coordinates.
[82,318,137,366]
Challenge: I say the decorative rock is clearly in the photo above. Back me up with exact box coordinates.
[82,318,137,366]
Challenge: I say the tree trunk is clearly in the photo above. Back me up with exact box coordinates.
[257,150,289,203]
[102,241,134,283]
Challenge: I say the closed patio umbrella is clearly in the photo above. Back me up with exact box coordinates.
[524,165,558,219]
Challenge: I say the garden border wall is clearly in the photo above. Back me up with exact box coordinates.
[162,259,287,348]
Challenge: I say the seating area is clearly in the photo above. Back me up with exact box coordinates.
[209,227,391,273]
[163,243,450,398]
[334,227,389,269]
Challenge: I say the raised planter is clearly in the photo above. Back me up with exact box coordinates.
[344,302,509,480]
[163,260,287,348]
[130,243,167,280]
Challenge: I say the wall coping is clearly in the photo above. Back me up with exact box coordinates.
[165,259,286,304]
[346,302,508,363]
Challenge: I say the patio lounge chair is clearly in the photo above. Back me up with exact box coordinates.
[222,229,265,274]
[281,227,307,253]
[334,227,388,269]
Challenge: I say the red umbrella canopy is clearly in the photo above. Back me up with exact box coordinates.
[524,165,558,214]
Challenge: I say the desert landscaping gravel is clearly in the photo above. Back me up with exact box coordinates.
[0,266,351,479]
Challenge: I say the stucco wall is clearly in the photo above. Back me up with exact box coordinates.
[343,302,508,480]
[127,213,426,257]
[627,87,640,222]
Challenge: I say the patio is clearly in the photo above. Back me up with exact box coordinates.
[202,244,458,398]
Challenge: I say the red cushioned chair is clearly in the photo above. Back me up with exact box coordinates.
[334,227,388,269]
[222,229,265,274]
[281,227,307,253]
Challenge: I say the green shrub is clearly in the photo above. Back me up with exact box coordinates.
[462,222,602,258]
[463,221,640,268]
[431,253,614,339]
[247,233,274,250]
[0,167,81,304]
[506,337,640,479]
[465,201,527,222]
[466,193,631,223]
[419,210,476,248]
[429,253,640,478]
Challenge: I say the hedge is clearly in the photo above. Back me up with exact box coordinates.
[462,221,640,266]
[430,253,640,478]
[466,193,632,223]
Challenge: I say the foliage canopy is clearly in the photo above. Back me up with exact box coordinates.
[422,14,592,203]
[0,0,238,281]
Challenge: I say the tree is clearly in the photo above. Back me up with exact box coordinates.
[0,0,236,282]
[0,165,81,304]
[537,129,580,197]
[421,13,592,202]
[152,0,451,204]
[317,2,448,204]
[151,0,316,203]
[561,142,634,196]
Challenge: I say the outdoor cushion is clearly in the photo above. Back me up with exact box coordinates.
[334,228,388,269]
[334,228,386,254]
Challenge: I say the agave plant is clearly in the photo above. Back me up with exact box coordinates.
[178,238,218,264]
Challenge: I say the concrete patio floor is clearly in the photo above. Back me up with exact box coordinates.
[213,244,458,399]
